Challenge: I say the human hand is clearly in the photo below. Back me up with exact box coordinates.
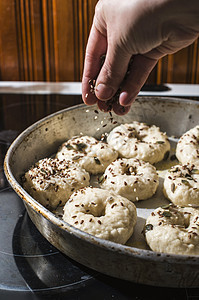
[82,0,199,115]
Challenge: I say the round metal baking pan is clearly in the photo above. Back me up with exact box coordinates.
[4,97,199,287]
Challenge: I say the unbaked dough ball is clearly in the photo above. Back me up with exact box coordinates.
[63,187,137,244]
[56,135,118,174]
[23,158,90,209]
[107,122,170,164]
[163,164,199,206]
[101,158,159,202]
[144,204,199,255]
[176,125,199,166]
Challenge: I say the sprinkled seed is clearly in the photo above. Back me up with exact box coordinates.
[128,132,134,138]
[65,144,74,150]
[156,141,165,144]
[144,224,153,232]
[89,218,93,222]
[72,155,81,161]
[181,179,191,186]
[98,175,105,184]
[75,143,87,152]
[98,220,102,225]
[162,211,172,218]
[171,183,176,193]
[94,157,101,165]
[80,220,84,224]
[191,169,199,174]
[108,196,114,202]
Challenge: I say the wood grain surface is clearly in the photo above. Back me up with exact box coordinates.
[0,0,198,84]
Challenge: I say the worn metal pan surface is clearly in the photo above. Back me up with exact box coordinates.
[4,97,199,287]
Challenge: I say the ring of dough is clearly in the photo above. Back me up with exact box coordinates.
[56,135,118,174]
[107,122,170,164]
[23,158,90,209]
[101,158,159,202]
[63,187,137,244]
[176,125,199,166]
[144,204,199,255]
[163,164,199,206]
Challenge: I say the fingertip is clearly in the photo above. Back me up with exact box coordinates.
[119,91,137,107]
[82,92,98,106]
[97,100,113,112]
[95,83,115,100]
[112,102,131,115]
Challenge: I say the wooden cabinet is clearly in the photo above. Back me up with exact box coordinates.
[0,0,198,84]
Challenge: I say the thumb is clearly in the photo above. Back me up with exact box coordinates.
[95,44,131,101]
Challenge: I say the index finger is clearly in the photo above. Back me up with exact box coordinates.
[82,24,107,105]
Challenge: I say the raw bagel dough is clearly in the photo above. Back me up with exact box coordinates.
[101,158,159,202]
[63,187,137,244]
[163,164,199,206]
[56,135,118,174]
[144,204,199,255]
[176,125,199,166]
[23,158,90,209]
[107,122,170,164]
